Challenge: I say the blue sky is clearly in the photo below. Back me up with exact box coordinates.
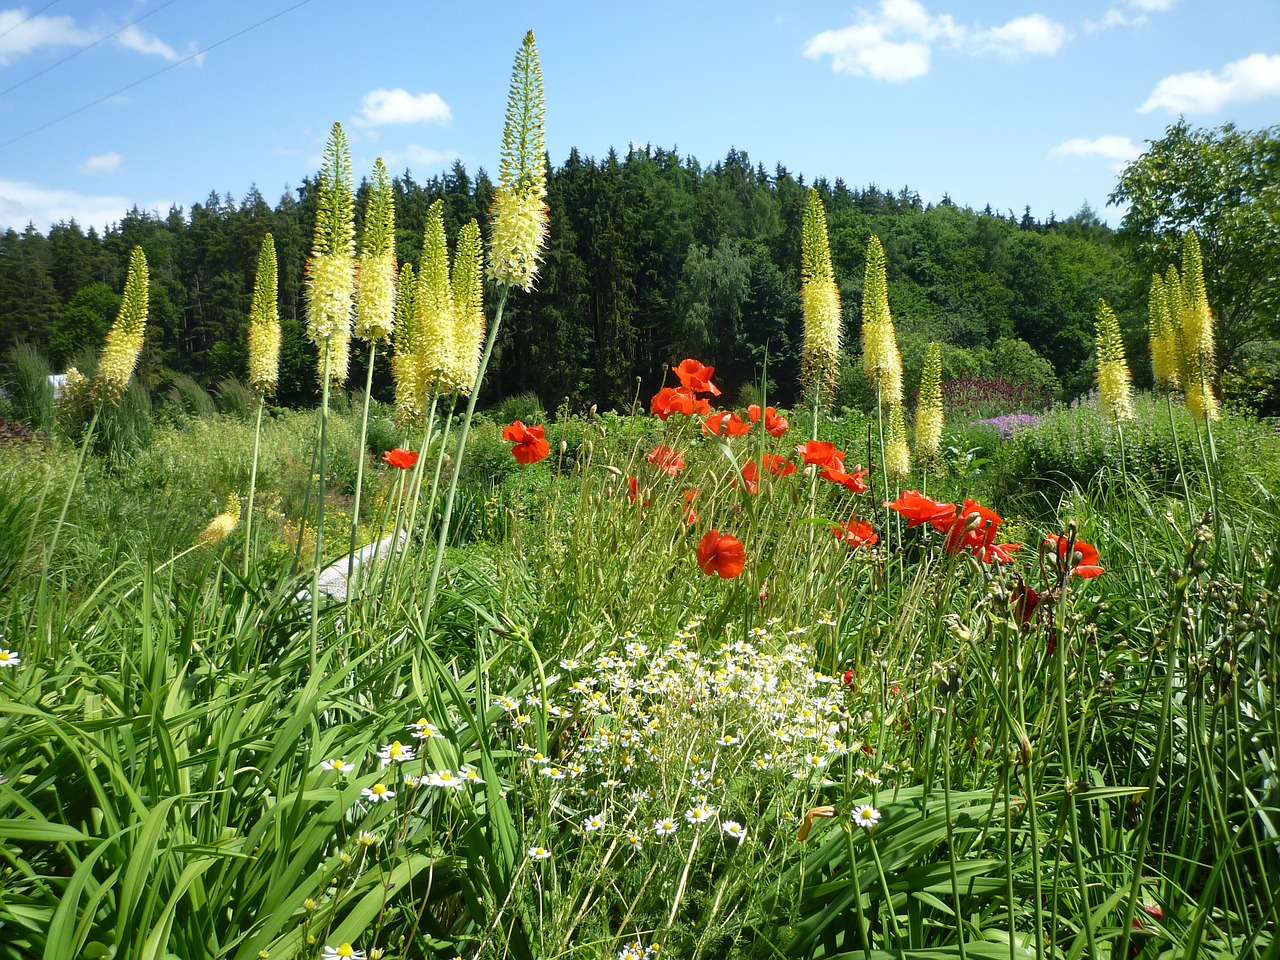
[1,0,1278,233]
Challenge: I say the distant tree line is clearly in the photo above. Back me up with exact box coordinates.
[1,145,1148,412]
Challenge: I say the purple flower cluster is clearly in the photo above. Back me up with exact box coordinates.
[0,414,37,444]
[942,375,1052,419]
[970,413,1042,440]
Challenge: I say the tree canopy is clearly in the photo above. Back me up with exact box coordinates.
[1110,120,1280,366]
[2,146,1145,411]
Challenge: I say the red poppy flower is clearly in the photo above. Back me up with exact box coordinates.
[832,515,879,548]
[762,454,797,477]
[942,498,1002,555]
[822,467,869,494]
[884,490,957,528]
[748,404,789,437]
[673,358,721,396]
[683,488,699,524]
[703,410,751,437]
[502,421,550,465]
[627,475,651,507]
[733,459,760,494]
[697,528,746,578]
[978,541,1022,565]
[1045,534,1105,578]
[796,440,845,472]
[647,444,685,475]
[1012,581,1040,625]
[382,447,419,470]
[651,386,709,420]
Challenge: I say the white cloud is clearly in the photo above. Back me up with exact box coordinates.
[0,10,95,65]
[804,0,1068,82]
[1084,9,1145,33]
[1140,53,1280,113]
[1049,136,1141,170]
[356,89,452,127]
[114,24,182,62]
[0,178,160,231]
[377,145,460,172]
[1128,0,1176,11]
[79,152,124,175]
[970,15,1068,58]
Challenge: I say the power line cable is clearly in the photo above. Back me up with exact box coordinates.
[0,0,315,150]
[0,1,62,43]
[1,0,184,98]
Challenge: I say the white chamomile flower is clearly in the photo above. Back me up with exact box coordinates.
[685,802,716,824]
[320,758,355,774]
[408,717,445,739]
[461,765,485,784]
[541,766,566,781]
[559,657,581,671]
[619,943,644,960]
[361,783,395,803]
[583,812,607,832]
[321,944,366,960]
[722,820,747,842]
[853,804,881,829]
[527,845,552,860]
[377,740,415,765]
[496,695,520,711]
[653,817,679,837]
[357,830,379,847]
[0,649,20,668]
[626,832,644,851]
[424,769,466,791]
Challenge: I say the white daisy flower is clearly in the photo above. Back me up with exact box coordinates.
[685,803,716,824]
[377,740,415,766]
[722,820,747,842]
[321,944,366,959]
[361,783,395,803]
[853,804,881,829]
[424,770,466,791]
[653,817,679,837]
[0,649,20,668]
[527,845,552,860]
[320,758,355,774]
[583,812,607,832]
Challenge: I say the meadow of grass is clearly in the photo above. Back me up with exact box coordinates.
[1,377,1277,960]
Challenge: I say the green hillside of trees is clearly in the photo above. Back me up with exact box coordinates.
[3,124,1275,414]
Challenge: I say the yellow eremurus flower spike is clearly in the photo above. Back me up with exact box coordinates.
[800,187,841,400]
[885,401,910,480]
[247,233,280,396]
[354,158,397,344]
[861,235,902,407]
[305,122,355,384]
[392,262,421,422]
[415,199,454,395]
[488,30,548,292]
[450,219,485,395]
[96,245,149,403]
[914,341,943,458]
[1095,298,1134,421]
[1177,229,1218,421]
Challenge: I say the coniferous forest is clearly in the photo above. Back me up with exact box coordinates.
[1,145,1145,412]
